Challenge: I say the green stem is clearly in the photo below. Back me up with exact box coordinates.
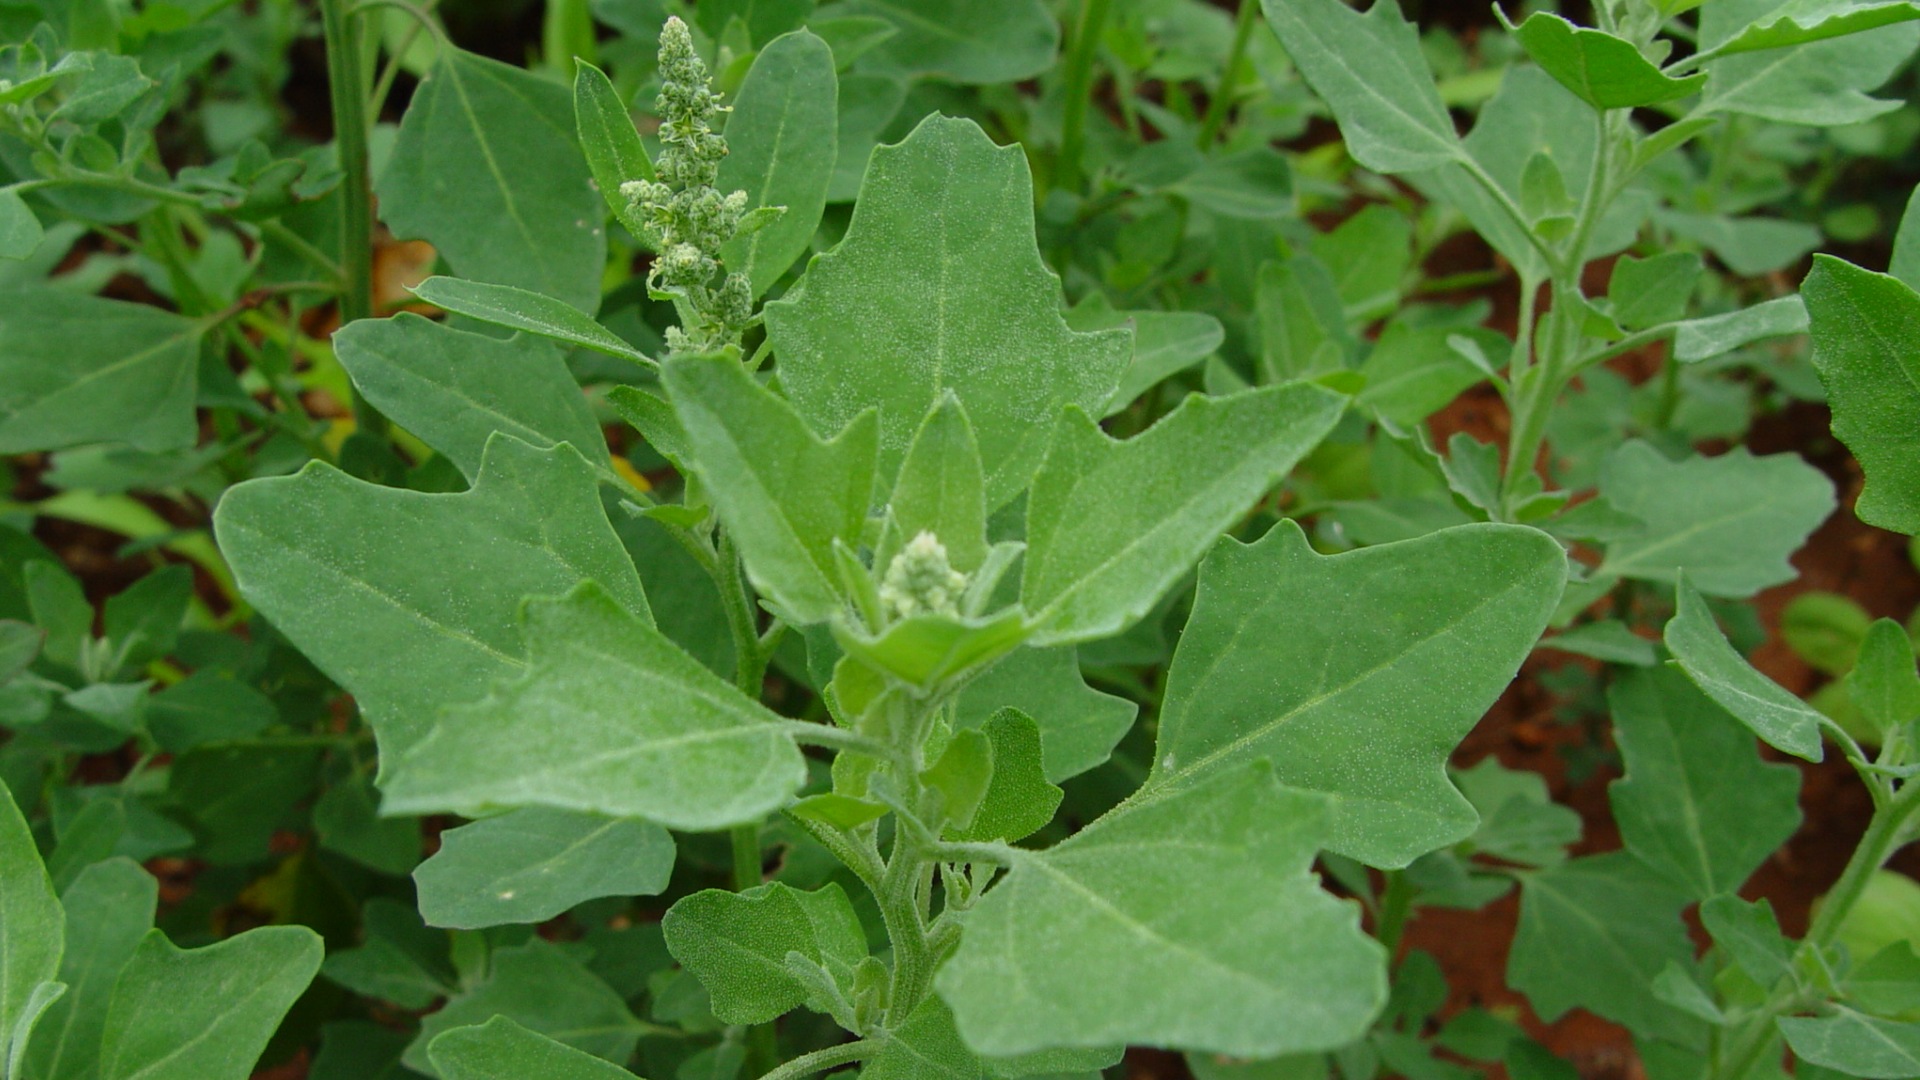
[1056,0,1112,193]
[878,825,934,1025]
[1197,0,1259,147]
[320,0,389,437]
[1808,778,1920,949]
[1375,870,1414,960]
[749,1040,877,1080]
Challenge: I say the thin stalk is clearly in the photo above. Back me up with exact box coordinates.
[1375,870,1414,960]
[749,1040,877,1080]
[320,0,390,436]
[1198,0,1259,147]
[1056,0,1112,193]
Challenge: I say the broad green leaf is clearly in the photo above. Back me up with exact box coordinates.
[664,353,876,625]
[1892,186,1920,291]
[937,764,1386,1056]
[409,278,655,366]
[378,46,604,312]
[950,708,1061,844]
[1358,324,1502,427]
[573,60,652,239]
[1803,255,1920,536]
[1654,209,1822,277]
[1452,759,1582,868]
[1062,303,1223,415]
[1835,871,1920,965]
[839,0,1057,83]
[888,392,988,574]
[1666,579,1827,761]
[1147,521,1566,868]
[1779,1007,1920,1079]
[415,808,674,929]
[21,857,155,1080]
[45,800,125,892]
[312,775,420,875]
[865,998,986,1080]
[0,781,61,1070]
[1700,0,1920,125]
[1596,442,1833,598]
[1503,12,1705,109]
[662,881,866,1024]
[404,940,640,1077]
[99,926,322,1080]
[1171,148,1294,220]
[0,190,42,260]
[335,314,614,484]
[1701,895,1794,989]
[1850,942,1920,1016]
[0,288,199,453]
[1256,255,1352,382]
[320,899,455,1010]
[1509,852,1697,1042]
[1021,384,1345,646]
[923,727,994,830]
[429,1016,636,1080]
[717,30,837,297]
[1703,0,1920,58]
[1609,252,1702,330]
[765,114,1130,507]
[1671,296,1807,363]
[1607,668,1802,899]
[385,583,805,828]
[1848,618,1920,733]
[1310,204,1413,323]
[216,435,649,759]
[835,608,1030,693]
[953,646,1137,783]
[145,674,276,753]
[1259,0,1462,173]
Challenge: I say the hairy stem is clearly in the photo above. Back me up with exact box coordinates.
[750,1039,877,1080]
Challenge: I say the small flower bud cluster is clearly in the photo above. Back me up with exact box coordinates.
[880,532,970,621]
[627,17,752,352]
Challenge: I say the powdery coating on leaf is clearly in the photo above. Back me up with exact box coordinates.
[1804,255,1920,537]
[383,583,805,829]
[1699,0,1920,125]
[937,764,1385,1057]
[0,781,62,1066]
[662,882,866,1025]
[1148,520,1567,868]
[414,807,675,930]
[403,940,639,1076]
[952,646,1137,783]
[716,30,838,298]
[765,113,1130,507]
[213,436,650,760]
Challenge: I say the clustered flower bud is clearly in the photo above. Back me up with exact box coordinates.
[879,532,970,621]
[628,16,753,353]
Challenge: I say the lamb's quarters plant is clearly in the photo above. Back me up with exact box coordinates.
[2,0,1920,1076]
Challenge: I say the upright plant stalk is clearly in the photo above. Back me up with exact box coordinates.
[1197,0,1259,147]
[1056,0,1111,193]
[319,0,389,436]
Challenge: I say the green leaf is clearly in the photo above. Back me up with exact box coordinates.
[1358,324,1502,427]
[717,30,837,297]
[1849,942,1920,1016]
[1779,1007,1920,1079]
[937,763,1386,1056]
[953,646,1137,783]
[429,1016,637,1080]
[320,899,455,1010]
[146,674,276,753]
[409,278,655,366]
[1062,304,1223,415]
[403,940,640,1077]
[99,926,322,1080]
[865,997,987,1080]
[1503,12,1705,109]
[838,0,1057,83]
[311,775,420,875]
[378,46,605,311]
[7,981,63,1080]
[1171,148,1294,220]
[1021,384,1345,646]
[335,313,616,484]
[1803,255,1920,536]
[1701,895,1794,989]
[1508,852,1698,1042]
[0,288,200,453]
[1671,296,1808,363]
[1848,618,1920,734]
[1654,209,1822,277]
[415,807,674,929]
[1255,255,1353,382]
[923,727,994,830]
[888,393,988,573]
[664,353,876,625]
[1146,521,1566,868]
[661,881,866,1025]
[1666,578,1828,761]
[1703,1,1920,59]
[0,190,42,260]
[949,708,1061,843]
[1609,252,1702,330]
[573,60,652,239]
[1259,0,1462,173]
[385,583,805,828]
[0,780,61,1064]
[1607,667,1802,899]
[216,435,650,759]
[20,858,153,1080]
[765,114,1130,508]
[1596,442,1833,598]
[1452,758,1582,868]
[1699,0,1920,125]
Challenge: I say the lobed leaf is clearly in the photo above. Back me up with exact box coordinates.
[1803,254,1920,536]
[662,882,866,1025]
[1504,12,1705,109]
